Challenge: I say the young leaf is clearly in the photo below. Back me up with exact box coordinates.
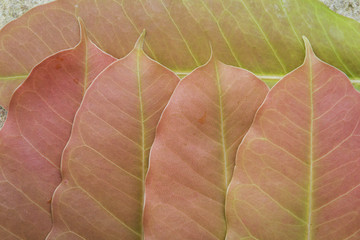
[144,58,268,239]
[1,0,360,108]
[0,0,78,109]
[0,22,115,239]
[47,33,179,240]
[225,39,360,240]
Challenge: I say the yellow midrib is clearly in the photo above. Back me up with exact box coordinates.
[306,56,314,240]
[214,62,229,189]
[0,75,28,81]
[83,38,89,96]
[136,47,146,239]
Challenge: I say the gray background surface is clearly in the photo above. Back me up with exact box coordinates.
[0,0,359,128]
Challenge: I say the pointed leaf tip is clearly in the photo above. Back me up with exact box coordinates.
[302,36,315,59]
[198,41,215,69]
[208,40,214,61]
[77,17,88,44]
[135,30,146,50]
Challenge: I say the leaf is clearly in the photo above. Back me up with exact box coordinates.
[0,0,79,109]
[225,38,360,240]
[0,21,115,240]
[144,58,268,239]
[1,0,360,108]
[47,33,179,240]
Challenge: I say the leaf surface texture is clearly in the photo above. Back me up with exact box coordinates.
[0,23,115,239]
[1,0,360,107]
[47,36,179,240]
[226,39,360,240]
[144,58,268,239]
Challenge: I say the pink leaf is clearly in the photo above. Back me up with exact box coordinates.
[0,21,115,239]
[226,38,360,240]
[47,33,179,239]
[144,58,268,239]
[0,0,78,108]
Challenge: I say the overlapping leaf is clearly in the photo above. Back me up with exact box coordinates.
[144,58,268,239]
[0,22,115,239]
[47,34,179,240]
[225,39,360,240]
[1,0,360,108]
[0,0,78,109]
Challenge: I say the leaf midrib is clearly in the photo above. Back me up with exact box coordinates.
[0,75,27,81]
[306,54,314,240]
[175,72,360,85]
[214,61,229,189]
[136,47,146,239]
[214,60,228,239]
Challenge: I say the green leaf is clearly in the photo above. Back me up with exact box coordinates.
[1,0,360,107]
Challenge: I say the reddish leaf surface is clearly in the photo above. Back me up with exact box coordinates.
[225,39,360,240]
[0,23,115,239]
[0,0,78,109]
[144,59,268,239]
[2,0,360,107]
[47,35,179,240]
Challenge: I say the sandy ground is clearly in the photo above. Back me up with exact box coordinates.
[0,0,359,128]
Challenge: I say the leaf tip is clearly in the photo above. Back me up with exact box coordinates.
[201,40,215,67]
[135,29,146,50]
[208,40,214,62]
[302,36,315,59]
[77,17,88,44]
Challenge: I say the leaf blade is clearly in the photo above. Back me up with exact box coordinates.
[144,58,268,239]
[2,0,360,107]
[0,0,79,108]
[225,39,360,240]
[47,35,179,240]
[0,23,115,239]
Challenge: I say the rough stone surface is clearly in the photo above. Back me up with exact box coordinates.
[0,0,53,28]
[320,0,360,22]
[0,0,359,128]
[0,107,6,129]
